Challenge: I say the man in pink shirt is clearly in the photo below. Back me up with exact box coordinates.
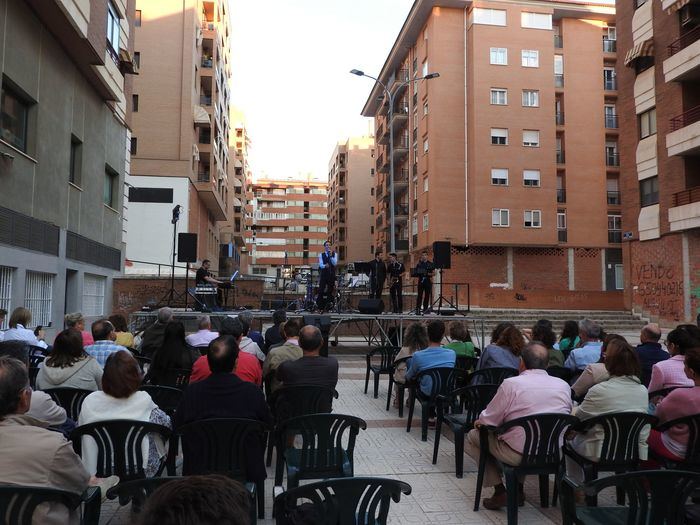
[465,342,572,510]
[648,325,700,393]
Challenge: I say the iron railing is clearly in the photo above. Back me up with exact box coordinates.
[670,104,700,132]
[607,191,621,205]
[672,186,700,207]
[668,25,700,57]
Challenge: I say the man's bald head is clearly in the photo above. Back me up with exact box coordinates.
[521,342,549,370]
[207,335,239,374]
[299,325,323,355]
[641,323,661,343]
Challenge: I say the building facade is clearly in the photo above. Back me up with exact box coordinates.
[617,0,700,324]
[362,0,622,308]
[327,136,376,266]
[125,0,233,274]
[0,0,136,336]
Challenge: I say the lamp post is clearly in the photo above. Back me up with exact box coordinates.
[351,69,439,253]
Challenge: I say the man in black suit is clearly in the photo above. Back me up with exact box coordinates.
[277,325,339,391]
[368,252,386,299]
[387,253,405,314]
[414,251,435,315]
[173,335,272,483]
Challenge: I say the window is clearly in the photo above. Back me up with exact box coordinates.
[0,266,12,330]
[557,210,567,229]
[521,12,552,29]
[473,8,507,26]
[423,101,428,115]
[107,1,120,53]
[130,137,137,155]
[423,177,429,192]
[492,209,510,227]
[83,274,106,316]
[604,67,616,90]
[490,88,507,105]
[412,216,418,234]
[521,50,539,67]
[423,138,429,153]
[522,90,539,107]
[0,83,30,152]
[422,214,429,231]
[639,107,657,139]
[490,47,508,65]
[554,55,564,75]
[132,94,139,112]
[524,210,541,227]
[640,176,659,207]
[422,61,429,78]
[523,130,540,147]
[135,9,142,26]
[24,271,53,328]
[491,128,508,145]
[523,169,541,187]
[133,52,140,68]
[491,168,508,185]
[69,135,82,185]
[104,164,118,208]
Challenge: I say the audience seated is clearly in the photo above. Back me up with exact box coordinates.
[36,329,103,391]
[444,322,476,358]
[64,312,94,347]
[570,334,625,399]
[564,319,604,372]
[393,322,429,387]
[139,307,173,358]
[405,320,456,395]
[529,319,563,368]
[263,318,303,392]
[33,325,49,350]
[185,315,219,348]
[138,475,251,525]
[0,356,91,525]
[84,319,127,367]
[3,307,41,346]
[235,313,265,361]
[477,324,523,371]
[238,310,265,350]
[145,321,197,385]
[636,323,668,387]
[566,339,648,476]
[647,325,700,393]
[277,325,339,390]
[648,346,700,461]
[190,319,261,385]
[264,309,287,353]
[557,320,581,357]
[108,314,134,348]
[465,343,572,510]
[79,351,171,477]
[174,336,272,483]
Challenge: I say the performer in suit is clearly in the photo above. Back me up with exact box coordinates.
[387,252,405,314]
[316,241,337,310]
[368,252,387,299]
[414,251,435,315]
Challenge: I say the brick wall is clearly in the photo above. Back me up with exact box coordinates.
[574,248,602,290]
[513,248,568,291]
[688,230,700,323]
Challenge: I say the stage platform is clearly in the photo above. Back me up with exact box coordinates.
[129,309,487,349]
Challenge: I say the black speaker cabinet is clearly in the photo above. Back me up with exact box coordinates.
[177,233,198,263]
[358,298,385,314]
[432,241,452,269]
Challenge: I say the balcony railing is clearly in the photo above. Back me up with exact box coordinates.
[395,239,409,251]
[606,152,620,167]
[376,185,384,199]
[395,204,409,216]
[556,112,565,125]
[412,234,418,247]
[607,191,621,205]
[670,104,700,132]
[394,168,409,183]
[604,78,617,91]
[558,229,568,242]
[556,151,565,164]
[201,57,213,68]
[200,95,212,106]
[394,136,410,149]
[376,215,383,227]
[608,230,622,243]
[603,39,617,53]
[554,34,563,48]
[197,169,210,182]
[668,25,700,57]
[555,74,564,88]
[672,186,700,207]
[389,69,410,92]
[605,114,619,129]
[199,131,211,144]
[557,189,566,203]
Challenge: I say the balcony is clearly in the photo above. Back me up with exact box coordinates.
[558,229,568,242]
[200,95,212,106]
[665,25,700,82]
[394,168,409,184]
[390,104,409,130]
[554,34,563,48]
[391,136,410,161]
[607,191,621,205]
[412,233,418,248]
[376,214,383,227]
[667,104,700,156]
[606,152,620,167]
[555,74,564,88]
[201,56,213,68]
[395,204,409,217]
[604,78,617,91]
[556,112,565,126]
[395,239,409,252]
[605,114,619,129]
[388,69,410,96]
[197,168,211,182]
[557,189,566,203]
[556,151,565,164]
[669,186,700,232]
[608,230,622,243]
[376,184,384,199]
[603,39,617,53]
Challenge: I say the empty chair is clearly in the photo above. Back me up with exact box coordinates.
[139,385,183,417]
[0,485,101,525]
[44,388,92,421]
[406,367,460,441]
[468,367,518,386]
[364,345,399,399]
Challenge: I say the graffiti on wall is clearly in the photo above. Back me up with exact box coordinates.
[634,263,684,320]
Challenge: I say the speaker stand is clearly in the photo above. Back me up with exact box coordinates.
[431,268,464,315]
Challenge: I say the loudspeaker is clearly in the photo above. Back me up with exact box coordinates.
[433,241,452,269]
[303,314,332,357]
[177,233,198,263]
[358,298,384,315]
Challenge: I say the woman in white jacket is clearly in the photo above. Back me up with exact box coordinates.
[36,329,102,391]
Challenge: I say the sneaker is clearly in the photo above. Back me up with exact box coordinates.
[90,475,120,501]
[482,488,525,510]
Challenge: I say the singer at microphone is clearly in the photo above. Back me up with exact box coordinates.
[316,241,338,311]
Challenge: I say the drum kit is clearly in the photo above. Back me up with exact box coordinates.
[286,270,352,313]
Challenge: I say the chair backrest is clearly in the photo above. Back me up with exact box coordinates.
[28,351,45,368]
[269,384,339,424]
[468,367,519,386]
[657,413,700,466]
[576,412,657,466]
[106,476,180,509]
[456,356,478,372]
[134,356,151,373]
[177,418,270,479]
[450,384,500,424]
[157,368,191,389]
[139,385,183,417]
[273,477,412,525]
[648,386,691,402]
[28,367,40,390]
[496,413,579,468]
[44,388,93,421]
[414,367,459,401]
[71,419,172,480]
[0,486,82,525]
[277,414,367,477]
[368,346,400,371]
[546,366,573,382]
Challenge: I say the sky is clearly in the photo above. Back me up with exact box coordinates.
[228,0,414,182]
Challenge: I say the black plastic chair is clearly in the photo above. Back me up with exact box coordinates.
[559,469,700,525]
[0,485,101,525]
[651,413,700,470]
[387,355,411,415]
[44,388,93,421]
[365,345,400,399]
[564,412,657,505]
[547,366,573,382]
[28,367,40,390]
[272,477,412,525]
[28,350,45,367]
[648,385,691,403]
[154,368,191,389]
[468,367,519,386]
[406,367,460,441]
[432,384,499,477]
[475,413,579,525]
[176,417,271,519]
[139,385,183,417]
[456,356,478,372]
[134,356,151,373]
[275,413,367,488]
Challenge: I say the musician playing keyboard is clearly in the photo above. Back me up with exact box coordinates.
[195,259,221,311]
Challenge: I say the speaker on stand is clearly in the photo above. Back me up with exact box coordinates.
[431,241,462,315]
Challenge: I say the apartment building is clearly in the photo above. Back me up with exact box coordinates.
[362,0,621,307]
[327,136,376,266]
[125,0,233,273]
[617,0,700,323]
[0,0,136,337]
[245,178,328,281]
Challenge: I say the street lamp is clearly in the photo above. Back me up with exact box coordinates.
[351,69,440,253]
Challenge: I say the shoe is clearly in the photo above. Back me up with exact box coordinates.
[428,418,436,428]
[482,488,525,510]
[90,475,120,501]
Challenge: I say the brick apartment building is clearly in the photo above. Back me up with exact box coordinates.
[361,0,624,309]
[327,136,376,266]
[245,177,329,283]
[617,0,700,323]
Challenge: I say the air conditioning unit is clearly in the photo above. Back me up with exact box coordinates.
[680,3,700,26]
